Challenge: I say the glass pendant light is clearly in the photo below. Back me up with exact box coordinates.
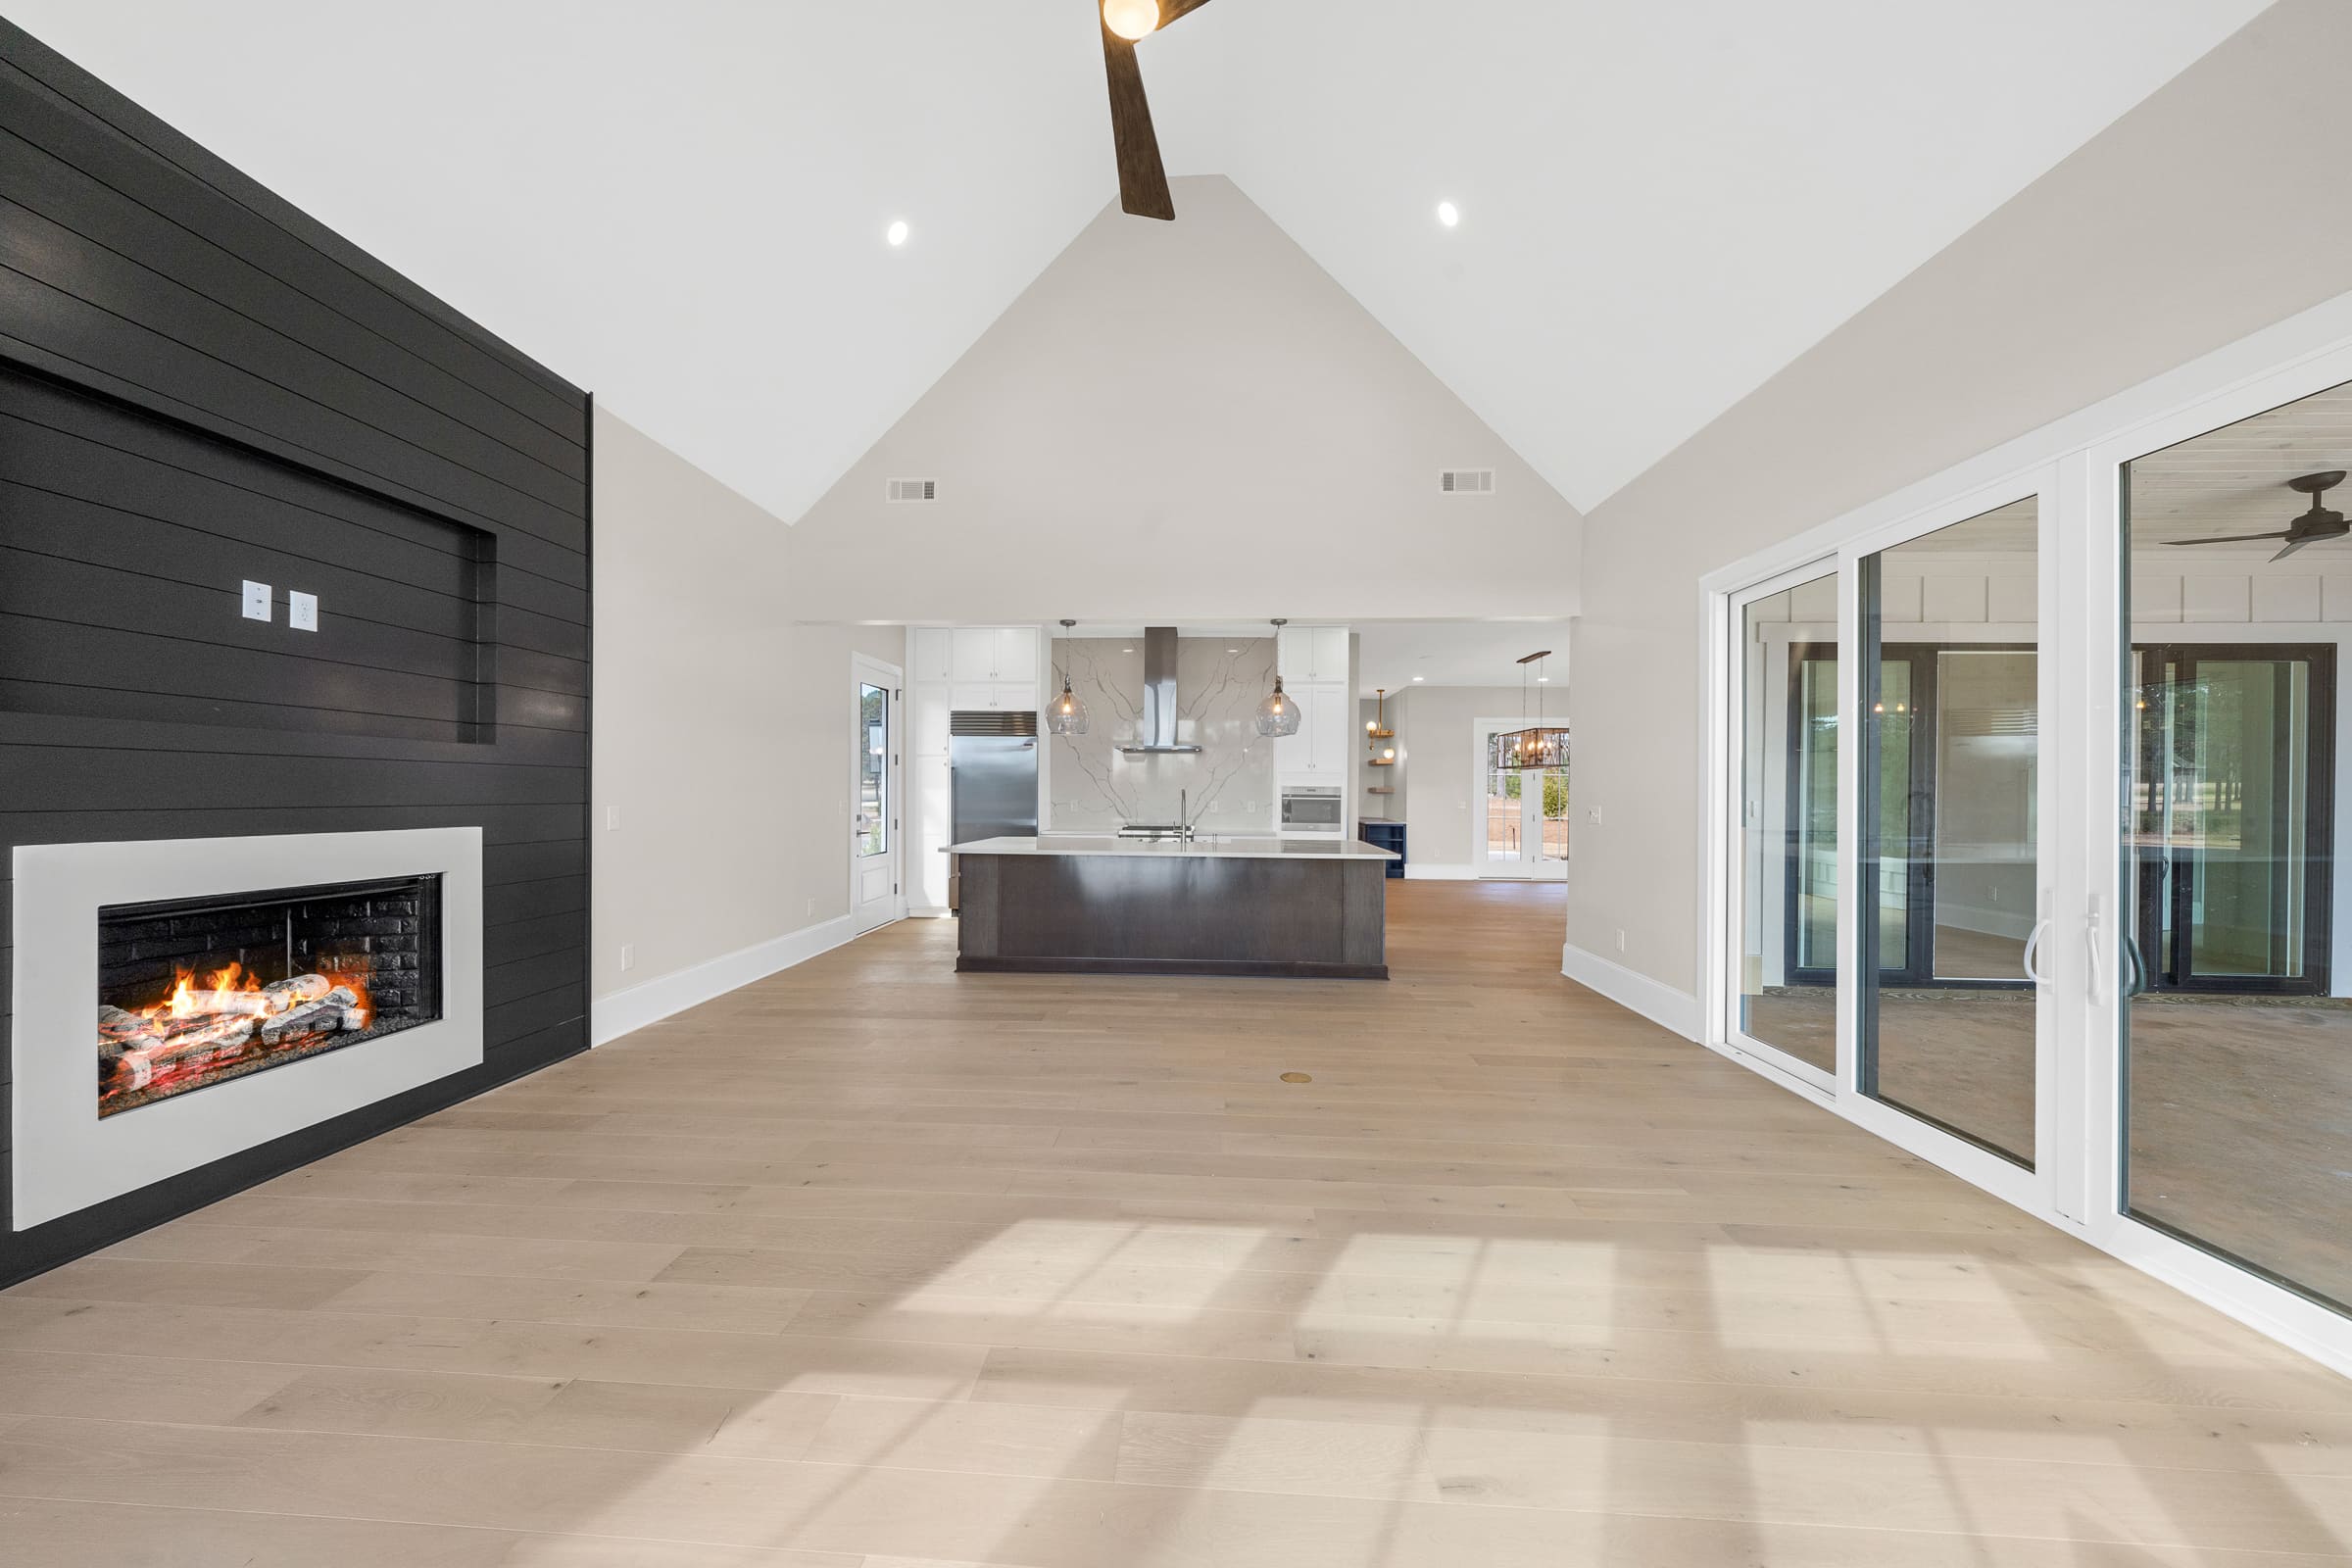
[1047,619,1089,735]
[1254,618,1302,738]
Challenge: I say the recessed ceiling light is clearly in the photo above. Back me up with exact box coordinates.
[1538,675,1549,682]
[1435,200,1459,228]
[886,220,909,247]
[1412,675,1424,682]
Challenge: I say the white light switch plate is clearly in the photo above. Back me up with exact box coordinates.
[288,590,318,631]
[241,580,271,621]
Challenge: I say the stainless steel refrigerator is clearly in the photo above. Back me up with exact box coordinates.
[948,710,1038,911]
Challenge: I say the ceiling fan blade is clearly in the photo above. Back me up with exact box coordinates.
[2273,536,2322,562]
[1100,26,1174,220]
[2159,529,2296,546]
[1160,0,1217,24]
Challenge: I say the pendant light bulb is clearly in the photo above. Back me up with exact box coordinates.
[1102,0,1159,41]
[1048,620,1090,736]
[1254,618,1303,738]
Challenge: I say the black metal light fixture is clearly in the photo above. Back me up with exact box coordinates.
[1496,650,1567,771]
[1253,617,1302,738]
[1048,619,1090,735]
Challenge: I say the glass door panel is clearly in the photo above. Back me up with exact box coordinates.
[1860,498,2040,1168]
[2122,380,2349,1313]
[1483,734,1524,867]
[858,683,889,858]
[1734,576,1839,1076]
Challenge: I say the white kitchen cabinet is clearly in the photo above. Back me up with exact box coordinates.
[947,681,1035,712]
[997,625,1040,684]
[1307,680,1348,774]
[1312,627,1348,683]
[950,629,999,681]
[1276,626,1350,683]
[949,626,1038,682]
[1274,681,1348,775]
[910,627,954,682]
[914,756,951,908]
[913,684,953,756]
[1276,626,1310,677]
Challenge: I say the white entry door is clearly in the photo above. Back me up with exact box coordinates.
[852,655,904,933]
[1472,715,1568,880]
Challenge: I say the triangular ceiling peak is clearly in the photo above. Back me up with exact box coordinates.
[2,1,2273,522]
[787,176,1580,625]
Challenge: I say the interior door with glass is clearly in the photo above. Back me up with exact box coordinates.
[852,659,902,933]
[1473,719,1567,880]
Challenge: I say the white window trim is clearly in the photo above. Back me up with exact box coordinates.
[1697,286,2352,1379]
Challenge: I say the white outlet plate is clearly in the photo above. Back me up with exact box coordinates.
[619,944,634,972]
[288,590,318,631]
[241,580,271,621]
[606,805,620,832]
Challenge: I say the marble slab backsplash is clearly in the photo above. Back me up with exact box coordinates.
[1048,637,1275,834]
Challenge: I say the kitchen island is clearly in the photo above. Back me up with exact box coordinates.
[946,836,1399,979]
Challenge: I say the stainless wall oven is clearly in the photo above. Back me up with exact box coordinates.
[1279,783,1344,836]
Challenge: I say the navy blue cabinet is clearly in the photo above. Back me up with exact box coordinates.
[1359,818,1407,878]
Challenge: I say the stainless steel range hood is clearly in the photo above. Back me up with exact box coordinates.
[1115,626,1201,754]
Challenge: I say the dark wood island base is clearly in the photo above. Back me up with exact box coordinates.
[955,843,1393,979]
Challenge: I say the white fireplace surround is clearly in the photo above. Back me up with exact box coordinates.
[11,827,484,1230]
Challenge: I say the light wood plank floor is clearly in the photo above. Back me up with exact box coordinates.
[6,881,2352,1566]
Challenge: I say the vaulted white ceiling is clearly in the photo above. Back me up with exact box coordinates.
[8,0,2272,523]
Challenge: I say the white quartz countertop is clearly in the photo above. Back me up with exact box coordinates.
[948,835,1399,861]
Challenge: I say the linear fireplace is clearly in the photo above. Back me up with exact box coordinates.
[96,876,444,1117]
[14,828,484,1231]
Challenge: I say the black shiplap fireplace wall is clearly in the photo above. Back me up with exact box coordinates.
[0,21,591,1283]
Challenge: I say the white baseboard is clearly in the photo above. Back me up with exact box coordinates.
[1404,863,1474,880]
[906,906,955,920]
[591,914,858,1046]
[1560,942,1702,1041]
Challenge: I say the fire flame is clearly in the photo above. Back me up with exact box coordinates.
[136,961,372,1028]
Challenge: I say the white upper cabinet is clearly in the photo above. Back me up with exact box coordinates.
[996,626,1040,685]
[910,627,954,683]
[1276,625,1350,683]
[1276,625,1311,676]
[1312,627,1349,684]
[950,628,999,681]
[949,626,1038,682]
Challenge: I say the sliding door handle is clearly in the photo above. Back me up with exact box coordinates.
[2022,918,2052,986]
[2085,896,2107,1004]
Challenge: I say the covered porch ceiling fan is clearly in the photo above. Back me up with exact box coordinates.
[2162,470,2350,563]
[1096,0,1215,220]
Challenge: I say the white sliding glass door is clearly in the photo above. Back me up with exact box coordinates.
[1707,320,2352,1374]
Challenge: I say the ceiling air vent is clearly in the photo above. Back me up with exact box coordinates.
[1440,468,1495,495]
[886,477,938,504]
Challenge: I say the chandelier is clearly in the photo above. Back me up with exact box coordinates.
[1495,650,1567,772]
